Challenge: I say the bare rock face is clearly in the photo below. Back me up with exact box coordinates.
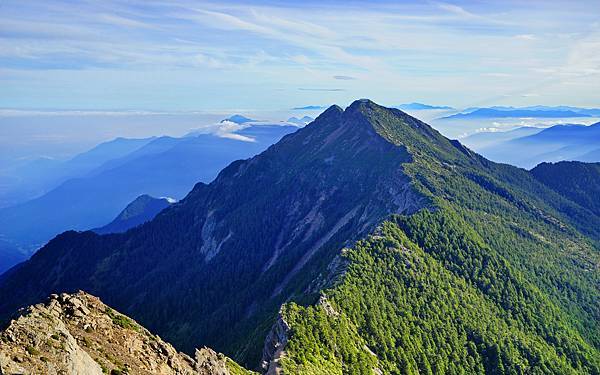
[260,311,290,374]
[194,347,229,375]
[0,292,248,375]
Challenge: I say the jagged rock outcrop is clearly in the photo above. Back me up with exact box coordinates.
[259,294,341,373]
[0,292,249,375]
[195,347,230,375]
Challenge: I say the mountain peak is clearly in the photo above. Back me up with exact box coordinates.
[321,99,463,161]
[221,114,256,124]
[305,103,343,127]
[342,99,420,125]
[345,98,379,112]
[93,194,173,235]
[318,103,343,117]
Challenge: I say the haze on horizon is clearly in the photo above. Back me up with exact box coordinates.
[1,0,600,112]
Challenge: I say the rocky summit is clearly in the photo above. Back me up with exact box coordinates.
[0,292,252,375]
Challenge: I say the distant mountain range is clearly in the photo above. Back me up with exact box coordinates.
[0,122,297,271]
[496,105,600,116]
[440,105,600,120]
[442,108,591,120]
[93,195,175,235]
[465,122,600,168]
[291,105,325,110]
[0,137,155,208]
[461,126,543,149]
[397,102,454,110]
[1,100,598,373]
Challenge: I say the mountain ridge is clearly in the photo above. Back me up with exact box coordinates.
[0,100,598,372]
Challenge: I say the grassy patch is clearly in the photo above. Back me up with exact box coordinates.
[25,345,39,356]
[105,308,140,332]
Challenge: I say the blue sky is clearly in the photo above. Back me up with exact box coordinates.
[1,0,599,111]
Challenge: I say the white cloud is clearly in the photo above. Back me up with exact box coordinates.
[515,34,536,40]
[97,14,155,29]
[475,127,501,133]
[195,53,227,69]
[218,132,256,142]
[436,2,478,19]
[214,121,256,142]
[289,55,311,65]
[333,75,356,80]
[483,73,512,78]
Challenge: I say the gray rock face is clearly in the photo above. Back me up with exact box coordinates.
[195,347,229,375]
[0,293,103,375]
[0,292,248,375]
[261,311,290,373]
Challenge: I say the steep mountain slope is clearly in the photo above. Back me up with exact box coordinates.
[281,217,598,373]
[0,125,297,258]
[531,161,600,216]
[0,291,252,374]
[93,195,174,235]
[0,100,598,373]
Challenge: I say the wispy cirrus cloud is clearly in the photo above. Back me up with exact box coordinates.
[298,88,345,92]
[333,75,356,80]
[1,0,600,110]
